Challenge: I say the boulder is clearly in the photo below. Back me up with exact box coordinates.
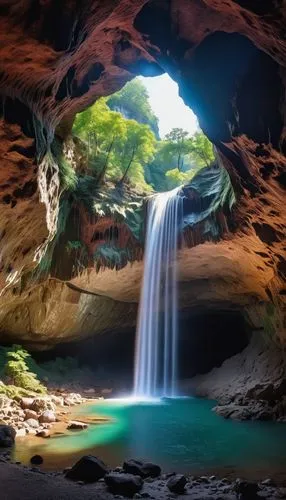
[16,428,27,437]
[36,429,51,438]
[20,398,34,410]
[50,395,64,406]
[30,455,43,465]
[24,409,38,421]
[123,459,161,478]
[105,472,143,497]
[31,398,55,413]
[65,455,108,482]
[167,474,187,493]
[234,479,259,499]
[67,421,88,430]
[39,410,56,423]
[0,425,16,447]
[25,418,39,429]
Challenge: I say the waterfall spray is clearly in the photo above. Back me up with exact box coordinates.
[134,187,183,398]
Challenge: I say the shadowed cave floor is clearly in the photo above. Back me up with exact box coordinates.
[1,461,286,500]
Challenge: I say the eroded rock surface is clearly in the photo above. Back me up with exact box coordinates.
[0,1,285,350]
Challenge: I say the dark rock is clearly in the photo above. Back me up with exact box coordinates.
[234,479,259,499]
[30,455,43,465]
[65,455,108,482]
[0,425,16,447]
[167,474,187,493]
[123,459,161,478]
[36,429,51,438]
[67,421,88,430]
[105,472,143,497]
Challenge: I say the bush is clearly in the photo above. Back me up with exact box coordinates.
[1,345,46,395]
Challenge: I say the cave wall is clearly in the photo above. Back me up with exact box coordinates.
[0,0,285,344]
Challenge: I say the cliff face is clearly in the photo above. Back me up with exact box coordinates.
[0,1,285,346]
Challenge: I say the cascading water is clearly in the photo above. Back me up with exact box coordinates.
[134,187,183,398]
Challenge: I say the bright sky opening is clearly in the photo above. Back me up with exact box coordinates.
[139,74,199,139]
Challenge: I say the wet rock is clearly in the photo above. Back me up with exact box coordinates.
[123,459,161,478]
[25,418,39,429]
[24,409,38,420]
[39,410,56,423]
[30,455,43,465]
[36,429,50,438]
[234,479,259,499]
[261,478,275,486]
[105,472,143,497]
[167,474,187,493]
[0,425,16,447]
[67,420,88,430]
[65,455,108,482]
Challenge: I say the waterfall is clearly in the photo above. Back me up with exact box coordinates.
[134,187,183,398]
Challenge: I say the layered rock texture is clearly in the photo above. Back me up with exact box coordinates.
[0,1,285,353]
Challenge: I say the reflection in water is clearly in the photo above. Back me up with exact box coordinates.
[13,398,286,478]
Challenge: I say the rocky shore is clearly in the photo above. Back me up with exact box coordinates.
[0,451,285,499]
[188,334,286,422]
[0,390,100,440]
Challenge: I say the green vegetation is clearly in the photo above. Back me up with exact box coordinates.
[35,77,230,276]
[73,97,156,192]
[0,345,46,395]
[107,79,159,137]
[72,78,215,193]
[182,165,235,239]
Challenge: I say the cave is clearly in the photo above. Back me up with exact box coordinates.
[32,309,250,386]
[0,0,286,497]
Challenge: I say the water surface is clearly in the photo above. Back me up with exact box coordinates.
[14,398,286,479]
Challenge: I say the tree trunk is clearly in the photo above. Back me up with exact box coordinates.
[119,147,136,184]
[97,137,114,184]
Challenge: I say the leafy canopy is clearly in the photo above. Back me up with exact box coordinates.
[73,98,156,191]
[107,79,159,137]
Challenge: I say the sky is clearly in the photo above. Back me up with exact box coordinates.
[139,74,199,139]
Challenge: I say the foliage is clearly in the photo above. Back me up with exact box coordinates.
[107,79,159,137]
[93,189,144,240]
[188,131,215,168]
[0,345,46,394]
[0,382,37,399]
[66,240,83,253]
[94,244,134,270]
[164,128,191,170]
[145,129,215,191]
[183,165,236,230]
[73,98,156,191]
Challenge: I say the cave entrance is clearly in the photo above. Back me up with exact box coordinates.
[71,73,213,196]
[33,309,250,391]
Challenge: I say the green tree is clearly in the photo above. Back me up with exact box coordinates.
[188,131,215,168]
[119,120,156,186]
[107,79,159,138]
[164,128,191,170]
[163,130,215,188]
